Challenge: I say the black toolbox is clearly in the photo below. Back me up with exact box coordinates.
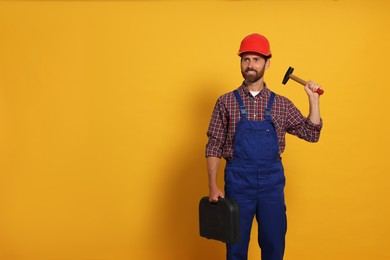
[199,196,240,243]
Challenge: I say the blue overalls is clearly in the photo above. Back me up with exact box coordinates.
[225,90,287,260]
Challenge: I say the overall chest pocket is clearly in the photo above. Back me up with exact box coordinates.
[235,128,278,160]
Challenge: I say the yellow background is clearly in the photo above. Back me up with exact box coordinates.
[0,0,389,259]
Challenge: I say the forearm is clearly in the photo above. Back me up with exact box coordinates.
[305,80,321,125]
[207,156,220,189]
[308,97,321,125]
[207,156,224,201]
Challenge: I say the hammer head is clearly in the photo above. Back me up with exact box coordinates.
[282,66,294,85]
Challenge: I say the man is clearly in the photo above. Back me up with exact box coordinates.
[205,33,323,260]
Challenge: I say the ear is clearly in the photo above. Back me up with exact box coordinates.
[265,59,271,70]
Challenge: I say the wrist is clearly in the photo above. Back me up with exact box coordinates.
[309,99,320,111]
[309,95,319,104]
[209,183,218,189]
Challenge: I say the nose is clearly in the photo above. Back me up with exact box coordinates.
[246,62,256,72]
[247,59,257,70]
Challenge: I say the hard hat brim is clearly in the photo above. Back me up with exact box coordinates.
[238,50,272,58]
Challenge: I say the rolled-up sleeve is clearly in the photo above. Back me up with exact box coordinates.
[286,101,322,143]
[206,98,228,158]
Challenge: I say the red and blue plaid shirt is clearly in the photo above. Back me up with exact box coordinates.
[206,84,322,160]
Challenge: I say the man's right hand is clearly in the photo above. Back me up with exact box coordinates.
[209,185,224,202]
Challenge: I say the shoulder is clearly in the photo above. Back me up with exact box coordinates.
[268,91,298,115]
[217,88,240,104]
[272,92,294,107]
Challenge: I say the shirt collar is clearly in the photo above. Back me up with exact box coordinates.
[240,82,270,97]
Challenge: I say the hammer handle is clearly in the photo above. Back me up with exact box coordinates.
[290,74,307,86]
[289,75,324,95]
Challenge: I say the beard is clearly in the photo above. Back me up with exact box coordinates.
[241,66,265,84]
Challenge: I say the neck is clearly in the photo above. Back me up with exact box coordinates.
[245,79,265,92]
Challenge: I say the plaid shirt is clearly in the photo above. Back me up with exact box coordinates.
[206,84,322,160]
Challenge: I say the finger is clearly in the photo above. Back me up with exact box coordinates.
[209,196,218,202]
[214,194,222,201]
[307,80,321,93]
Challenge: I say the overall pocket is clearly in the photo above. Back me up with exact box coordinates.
[240,128,278,160]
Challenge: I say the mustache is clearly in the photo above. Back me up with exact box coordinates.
[245,68,258,73]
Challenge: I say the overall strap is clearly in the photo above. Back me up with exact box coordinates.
[233,90,247,120]
[265,92,275,121]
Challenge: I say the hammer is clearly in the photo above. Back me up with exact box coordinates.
[282,67,324,95]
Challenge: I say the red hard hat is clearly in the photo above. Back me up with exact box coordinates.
[238,33,272,58]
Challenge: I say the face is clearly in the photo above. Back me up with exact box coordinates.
[240,53,270,84]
